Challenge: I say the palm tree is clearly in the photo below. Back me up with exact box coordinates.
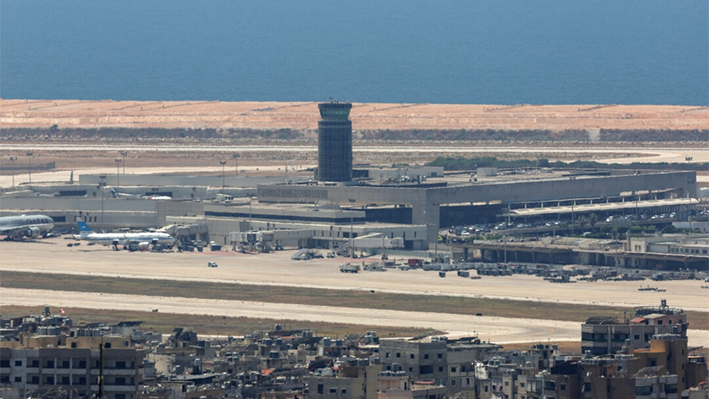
[577,215,587,232]
[589,213,598,233]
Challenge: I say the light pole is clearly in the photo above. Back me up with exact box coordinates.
[432,201,440,262]
[233,154,240,176]
[98,174,107,227]
[571,202,575,236]
[219,160,227,190]
[249,196,253,231]
[9,156,17,188]
[114,158,122,188]
[348,198,356,258]
[119,151,127,174]
[26,152,34,183]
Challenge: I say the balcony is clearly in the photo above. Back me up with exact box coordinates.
[103,368,136,376]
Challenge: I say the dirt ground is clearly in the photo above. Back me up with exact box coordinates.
[2,99,707,131]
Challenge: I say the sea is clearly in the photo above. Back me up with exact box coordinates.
[1,0,707,106]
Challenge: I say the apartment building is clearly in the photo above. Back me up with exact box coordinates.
[0,345,143,399]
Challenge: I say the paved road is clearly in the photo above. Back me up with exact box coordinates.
[2,143,708,164]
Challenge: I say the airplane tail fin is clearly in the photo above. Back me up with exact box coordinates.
[77,220,93,235]
[110,187,119,199]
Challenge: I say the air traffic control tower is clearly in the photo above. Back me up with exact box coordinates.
[317,101,353,182]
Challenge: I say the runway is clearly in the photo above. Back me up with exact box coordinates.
[2,143,708,164]
[2,288,707,346]
[0,287,580,344]
[1,241,707,313]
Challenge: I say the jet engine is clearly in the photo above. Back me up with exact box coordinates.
[24,227,41,238]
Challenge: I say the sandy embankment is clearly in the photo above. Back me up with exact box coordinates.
[1,99,707,131]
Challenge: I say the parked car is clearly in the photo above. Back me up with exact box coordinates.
[207,261,218,268]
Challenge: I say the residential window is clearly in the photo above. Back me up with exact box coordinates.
[44,376,54,385]
[14,377,22,382]
[318,384,324,394]
[561,384,566,390]
[14,360,22,366]
[396,353,401,358]
[410,354,415,359]
[634,334,640,340]
[424,354,429,359]
[341,389,347,394]
[437,353,443,359]
[329,388,337,393]
[438,367,443,372]
[451,367,457,373]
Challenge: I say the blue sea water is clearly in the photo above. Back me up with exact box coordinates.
[1,0,707,105]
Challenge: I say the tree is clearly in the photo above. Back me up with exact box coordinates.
[589,213,598,232]
[577,215,587,231]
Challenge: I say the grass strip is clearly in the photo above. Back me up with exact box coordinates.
[0,305,434,338]
[1,271,706,330]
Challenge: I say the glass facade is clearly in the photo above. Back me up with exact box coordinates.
[318,102,352,182]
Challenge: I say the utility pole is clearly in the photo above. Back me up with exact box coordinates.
[9,156,17,188]
[119,151,127,174]
[26,152,33,183]
[349,198,356,258]
[233,153,240,176]
[219,160,227,190]
[98,338,104,399]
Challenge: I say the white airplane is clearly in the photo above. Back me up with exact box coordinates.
[73,220,175,250]
[0,214,55,240]
[110,188,171,200]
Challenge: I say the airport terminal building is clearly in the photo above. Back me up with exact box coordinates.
[0,102,701,253]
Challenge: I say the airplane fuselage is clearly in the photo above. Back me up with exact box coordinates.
[77,232,175,247]
[0,214,54,240]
